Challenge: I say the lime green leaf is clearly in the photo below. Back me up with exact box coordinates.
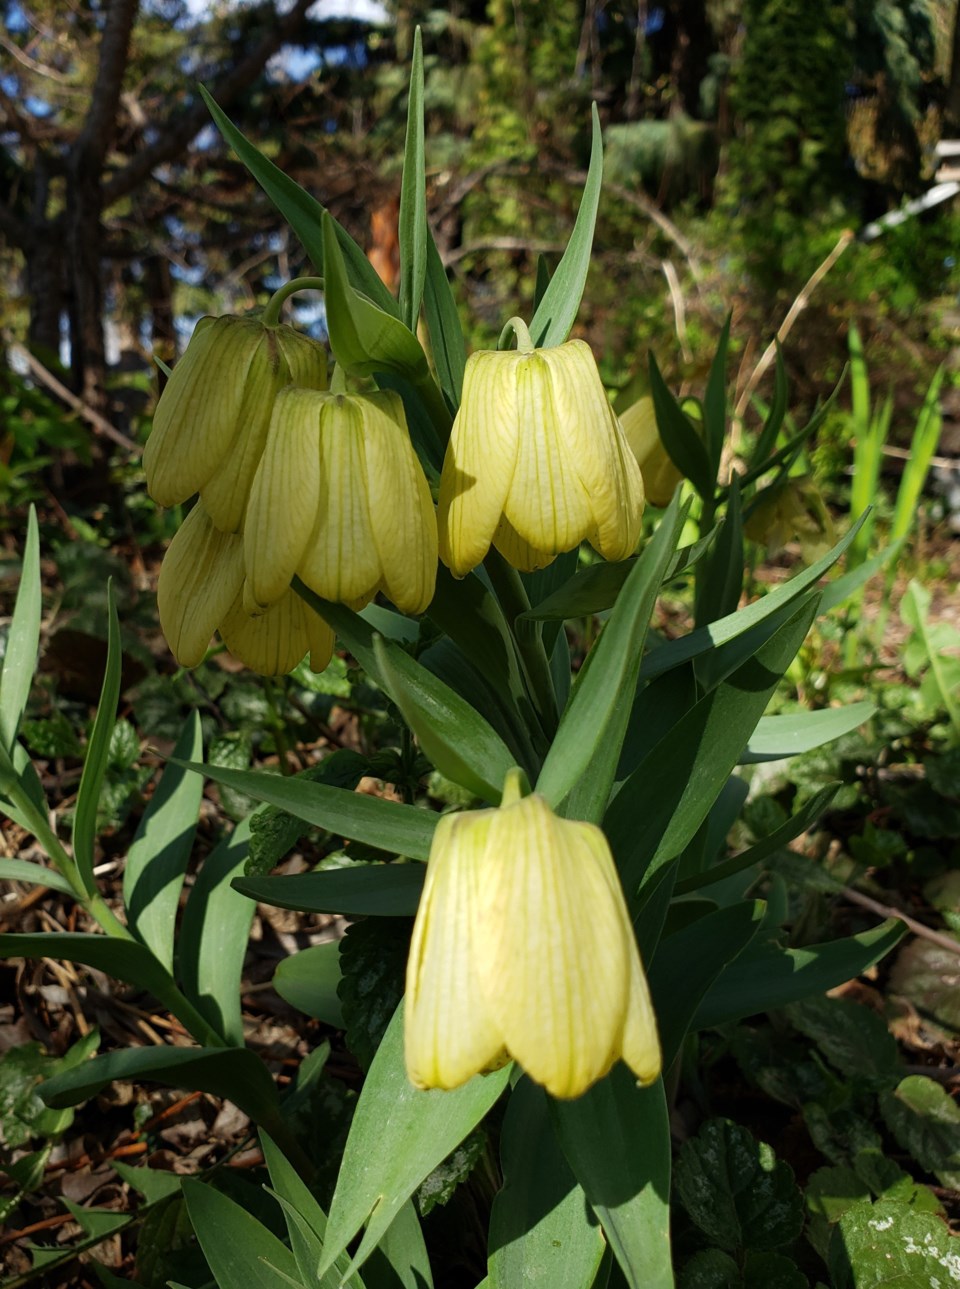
[741,703,876,763]
[1,504,40,751]
[398,29,427,332]
[553,1068,673,1289]
[489,1079,604,1289]
[199,87,398,315]
[528,104,603,349]
[179,759,437,860]
[676,1119,804,1253]
[179,818,256,1046]
[318,1003,511,1281]
[537,494,687,819]
[0,858,74,895]
[366,1199,433,1289]
[181,1177,300,1289]
[234,864,425,917]
[123,712,202,972]
[112,1159,182,1203]
[694,920,907,1028]
[880,1076,960,1190]
[72,582,121,894]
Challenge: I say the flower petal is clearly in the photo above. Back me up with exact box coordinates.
[405,812,506,1090]
[244,387,322,609]
[438,350,520,577]
[362,391,438,615]
[297,395,381,605]
[219,585,314,676]
[157,503,244,667]
[476,797,631,1099]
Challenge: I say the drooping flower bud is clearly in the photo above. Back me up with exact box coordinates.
[619,395,684,508]
[744,477,835,563]
[243,387,437,617]
[405,769,661,1099]
[437,339,644,576]
[157,501,333,675]
[144,315,328,532]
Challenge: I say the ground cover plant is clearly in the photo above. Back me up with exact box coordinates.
[2,37,959,1289]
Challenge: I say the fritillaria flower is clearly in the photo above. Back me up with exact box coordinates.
[619,395,683,508]
[405,770,661,1100]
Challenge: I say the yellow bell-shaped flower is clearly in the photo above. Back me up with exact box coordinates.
[157,501,334,676]
[144,314,328,532]
[437,338,645,576]
[242,387,437,617]
[619,396,683,508]
[405,770,661,1100]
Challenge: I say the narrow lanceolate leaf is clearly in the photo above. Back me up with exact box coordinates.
[179,818,255,1046]
[0,858,75,896]
[424,230,467,413]
[891,364,945,543]
[123,713,202,973]
[181,1178,301,1289]
[1,504,41,753]
[233,864,425,919]
[639,512,866,682]
[695,471,743,628]
[693,918,907,1028]
[648,353,713,498]
[536,495,687,821]
[318,1004,511,1282]
[177,760,437,860]
[528,103,603,349]
[488,1080,604,1289]
[322,213,429,382]
[740,701,876,763]
[199,87,398,316]
[552,1068,673,1289]
[702,314,731,478]
[72,581,122,895]
[398,28,428,332]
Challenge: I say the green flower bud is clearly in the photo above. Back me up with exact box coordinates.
[744,477,835,563]
[144,315,328,532]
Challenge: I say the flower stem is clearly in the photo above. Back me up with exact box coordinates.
[498,316,534,353]
[262,276,326,328]
[485,552,560,734]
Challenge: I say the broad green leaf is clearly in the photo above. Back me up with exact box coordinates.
[62,1199,129,1240]
[0,933,222,1047]
[181,1177,300,1289]
[112,1159,182,1203]
[398,29,427,332]
[679,1248,808,1288]
[489,1079,604,1289]
[274,941,344,1027]
[889,939,960,1033]
[528,104,603,349]
[675,1119,803,1253]
[72,581,122,894]
[423,230,467,411]
[373,634,515,803]
[608,596,818,898]
[693,919,907,1029]
[553,1068,673,1289]
[880,1075,960,1190]
[695,472,742,628]
[785,996,900,1091]
[1,504,40,752]
[703,315,731,477]
[0,858,74,895]
[805,1165,872,1263]
[536,495,687,819]
[829,1198,960,1289]
[649,902,765,1065]
[674,783,840,895]
[322,213,429,383]
[648,354,713,498]
[741,702,876,763]
[318,1003,511,1281]
[339,918,410,1071]
[179,817,256,1046]
[123,712,202,972]
[0,1031,98,1146]
[200,87,398,315]
[180,759,437,860]
[639,513,865,683]
[235,864,425,917]
[41,1046,280,1130]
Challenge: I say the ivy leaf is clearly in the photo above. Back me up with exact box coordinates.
[829,1199,960,1289]
[417,1126,485,1217]
[338,917,410,1070]
[880,1076,960,1190]
[675,1119,804,1254]
[784,996,900,1091]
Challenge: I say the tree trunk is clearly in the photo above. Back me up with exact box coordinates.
[65,171,109,414]
[947,1,960,134]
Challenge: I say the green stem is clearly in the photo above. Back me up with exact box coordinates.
[498,316,534,353]
[262,276,326,328]
[484,552,560,734]
[693,491,717,629]
[412,367,454,448]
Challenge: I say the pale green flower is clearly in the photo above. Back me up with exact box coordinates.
[437,340,644,576]
[243,387,437,617]
[144,314,328,532]
[405,771,661,1099]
